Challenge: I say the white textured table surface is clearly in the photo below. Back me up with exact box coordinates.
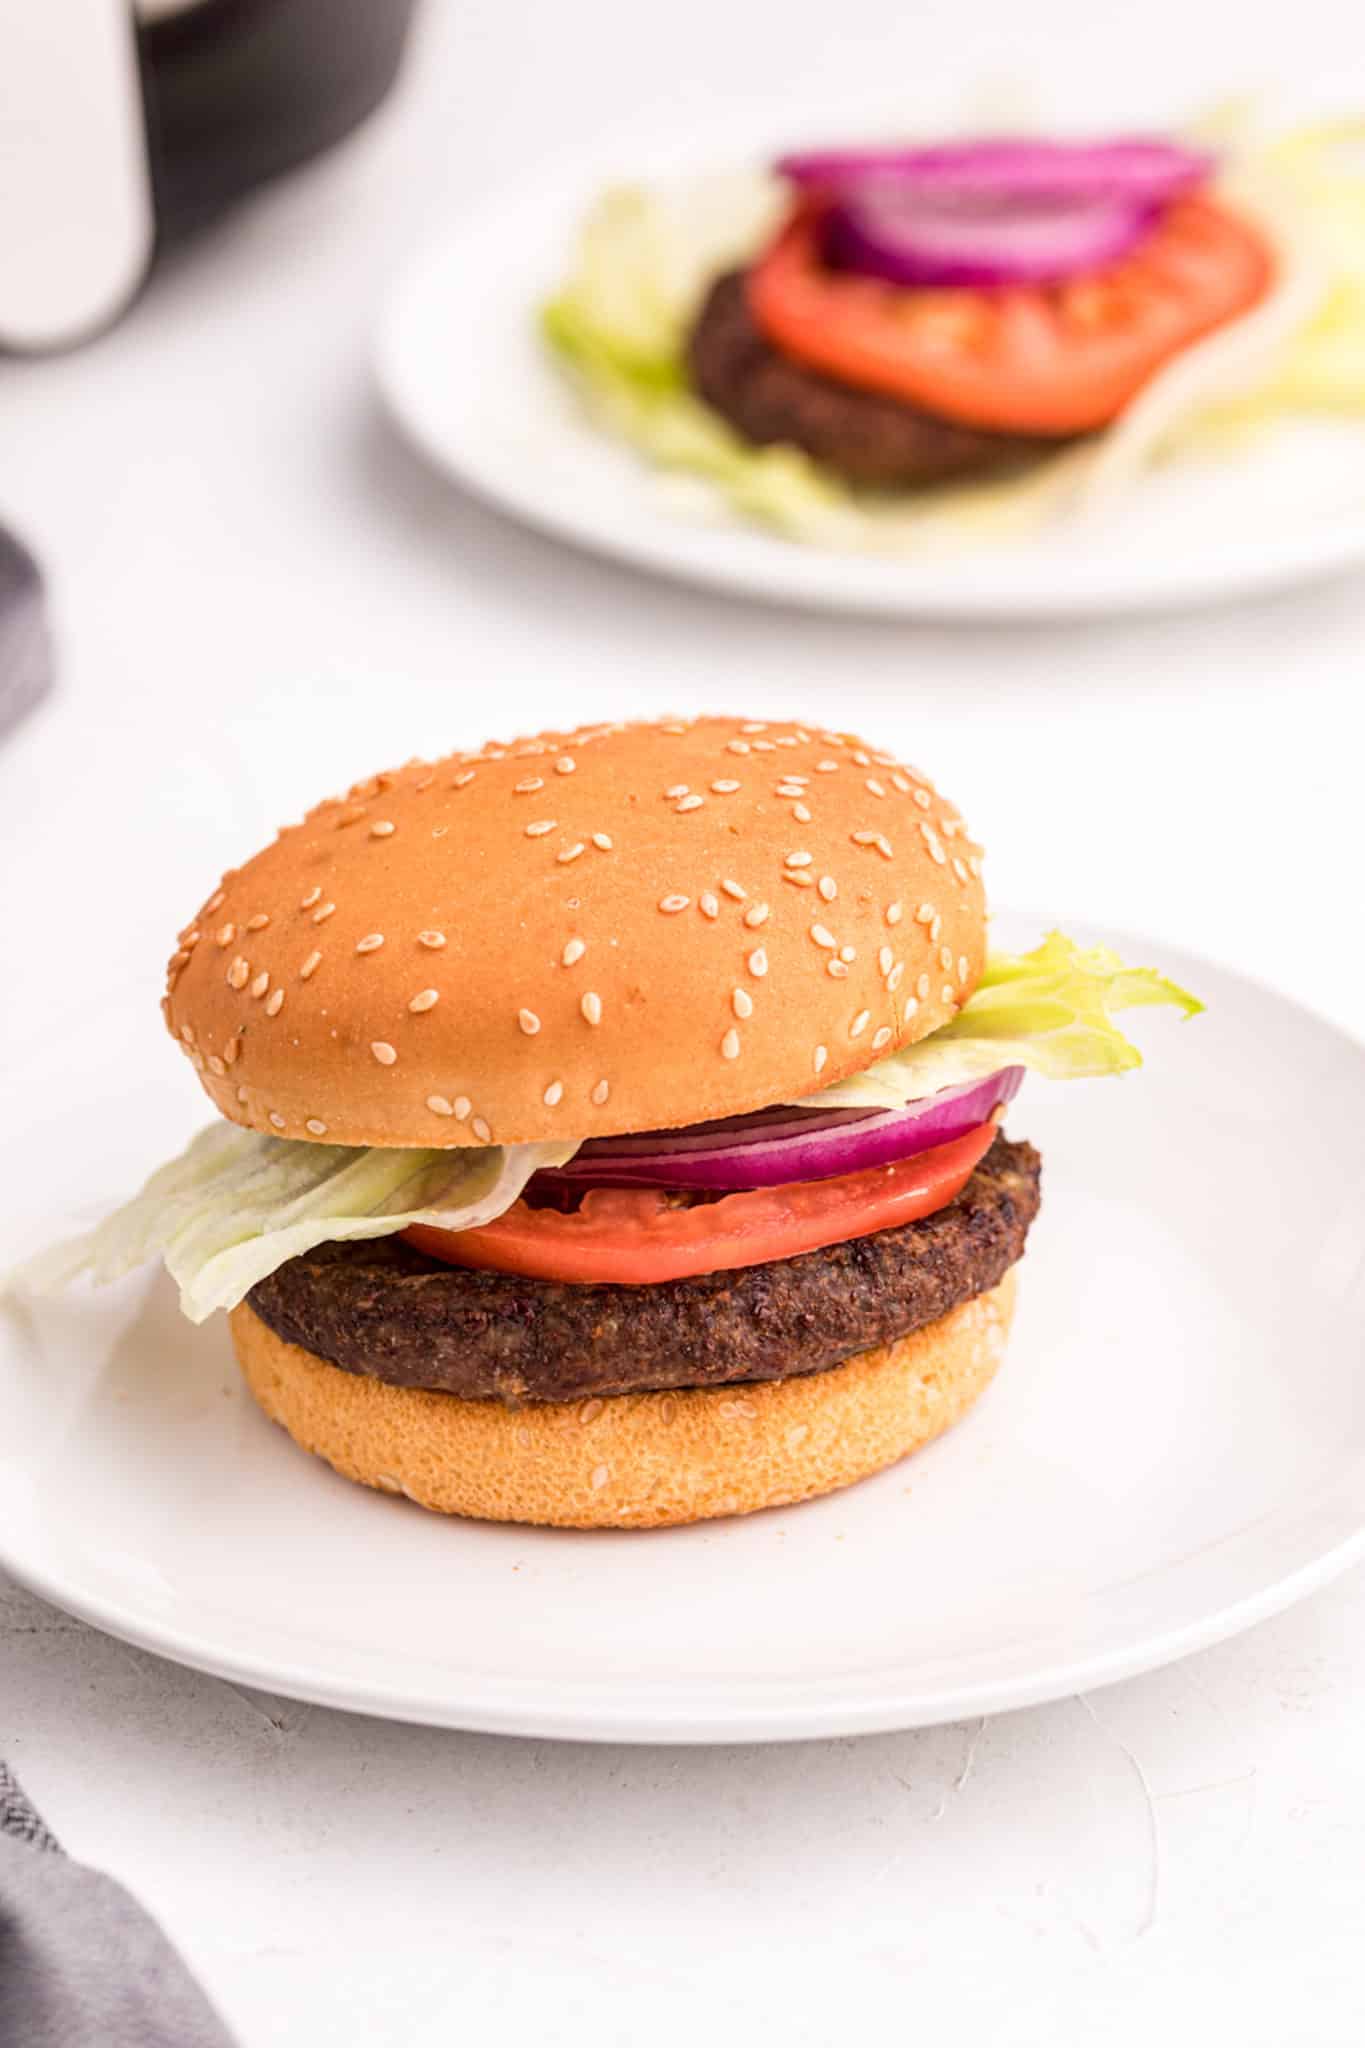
[3,2,1365,2042]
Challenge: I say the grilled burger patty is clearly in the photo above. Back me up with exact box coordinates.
[685,271,1066,490]
[246,1134,1041,1405]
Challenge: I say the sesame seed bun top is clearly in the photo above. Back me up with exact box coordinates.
[162,716,987,1149]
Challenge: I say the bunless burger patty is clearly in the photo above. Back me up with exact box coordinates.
[246,1133,1041,1405]
[685,271,1068,490]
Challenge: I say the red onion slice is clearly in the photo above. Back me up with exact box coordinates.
[777,136,1216,204]
[823,185,1156,287]
[540,1067,1024,1191]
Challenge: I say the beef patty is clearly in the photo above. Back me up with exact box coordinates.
[685,271,1067,490]
[246,1133,1040,1405]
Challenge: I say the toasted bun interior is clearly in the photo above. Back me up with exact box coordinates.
[229,1271,1015,1529]
[167,717,986,1149]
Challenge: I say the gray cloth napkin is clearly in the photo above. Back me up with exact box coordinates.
[0,1762,236,2047]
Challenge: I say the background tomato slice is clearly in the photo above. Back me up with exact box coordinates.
[403,1123,998,1286]
[746,195,1274,435]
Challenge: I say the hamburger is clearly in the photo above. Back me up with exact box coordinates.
[29,715,1198,1528]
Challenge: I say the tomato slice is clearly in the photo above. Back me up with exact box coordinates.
[403,1123,998,1286]
[746,195,1274,435]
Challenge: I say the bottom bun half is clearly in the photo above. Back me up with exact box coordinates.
[230,1269,1017,1530]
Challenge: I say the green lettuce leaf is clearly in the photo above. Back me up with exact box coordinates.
[794,932,1203,1109]
[16,1124,576,1325]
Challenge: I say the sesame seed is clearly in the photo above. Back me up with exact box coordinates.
[827,960,850,979]
[959,955,970,984]
[953,857,970,883]
[425,1095,454,1117]
[591,1079,610,1106]
[711,779,741,794]
[215,923,235,947]
[179,1023,196,1044]
[775,735,798,747]
[665,783,690,799]
[875,836,894,859]
[562,937,586,966]
[940,945,954,970]
[518,1007,541,1035]
[873,1026,893,1050]
[892,773,910,793]
[888,963,904,992]
[814,1045,828,1074]
[913,788,932,810]
[840,946,857,965]
[794,802,814,824]
[721,878,747,901]
[931,915,942,942]
[743,902,769,927]
[525,819,556,837]
[471,1116,492,1143]
[370,820,395,838]
[916,903,935,924]
[675,794,704,813]
[879,946,894,975]
[741,721,767,734]
[453,769,476,788]
[726,739,750,755]
[208,1055,225,1077]
[591,832,613,851]
[851,1011,871,1038]
[453,1096,471,1121]
[866,779,887,799]
[182,929,200,947]
[811,924,837,949]
[748,947,769,977]
[306,1118,329,1135]
[227,957,249,990]
[205,891,225,914]
[581,991,602,1025]
[887,902,904,926]
[557,843,585,864]
[700,892,719,920]
[818,876,837,901]
[417,930,446,949]
[224,1038,240,1065]
[356,933,384,953]
[514,776,544,794]
[251,971,270,999]
[371,1042,397,1066]
[853,750,870,766]
[245,913,269,932]
[816,760,838,773]
[300,887,322,909]
[943,985,956,1004]
[543,1080,564,1107]
[590,1464,610,1492]
[752,740,775,752]
[968,855,982,878]
[733,988,753,1020]
[942,818,961,838]
[851,830,877,846]
[312,902,336,924]
[659,894,689,914]
[265,988,285,1017]
[269,1112,286,1130]
[555,757,576,775]
[916,973,930,1000]
[786,850,812,868]
[784,871,815,889]
[721,1028,741,1060]
[404,988,438,1015]
[236,1086,248,1102]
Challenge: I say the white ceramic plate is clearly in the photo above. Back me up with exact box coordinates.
[4,915,1365,1743]
[375,99,1365,621]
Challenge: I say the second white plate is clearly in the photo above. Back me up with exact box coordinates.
[3,916,1364,1742]
[376,99,1365,621]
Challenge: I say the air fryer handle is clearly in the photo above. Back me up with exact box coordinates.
[0,0,154,352]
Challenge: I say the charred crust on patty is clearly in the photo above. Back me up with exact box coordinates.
[246,1133,1040,1404]
[685,272,1070,490]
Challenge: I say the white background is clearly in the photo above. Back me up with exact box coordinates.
[3,1,1365,2042]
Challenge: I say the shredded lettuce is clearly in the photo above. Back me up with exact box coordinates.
[16,1124,575,1325]
[793,932,1203,1110]
[12,933,1199,1320]
[542,119,1365,550]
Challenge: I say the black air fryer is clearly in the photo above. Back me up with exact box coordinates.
[0,0,419,353]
